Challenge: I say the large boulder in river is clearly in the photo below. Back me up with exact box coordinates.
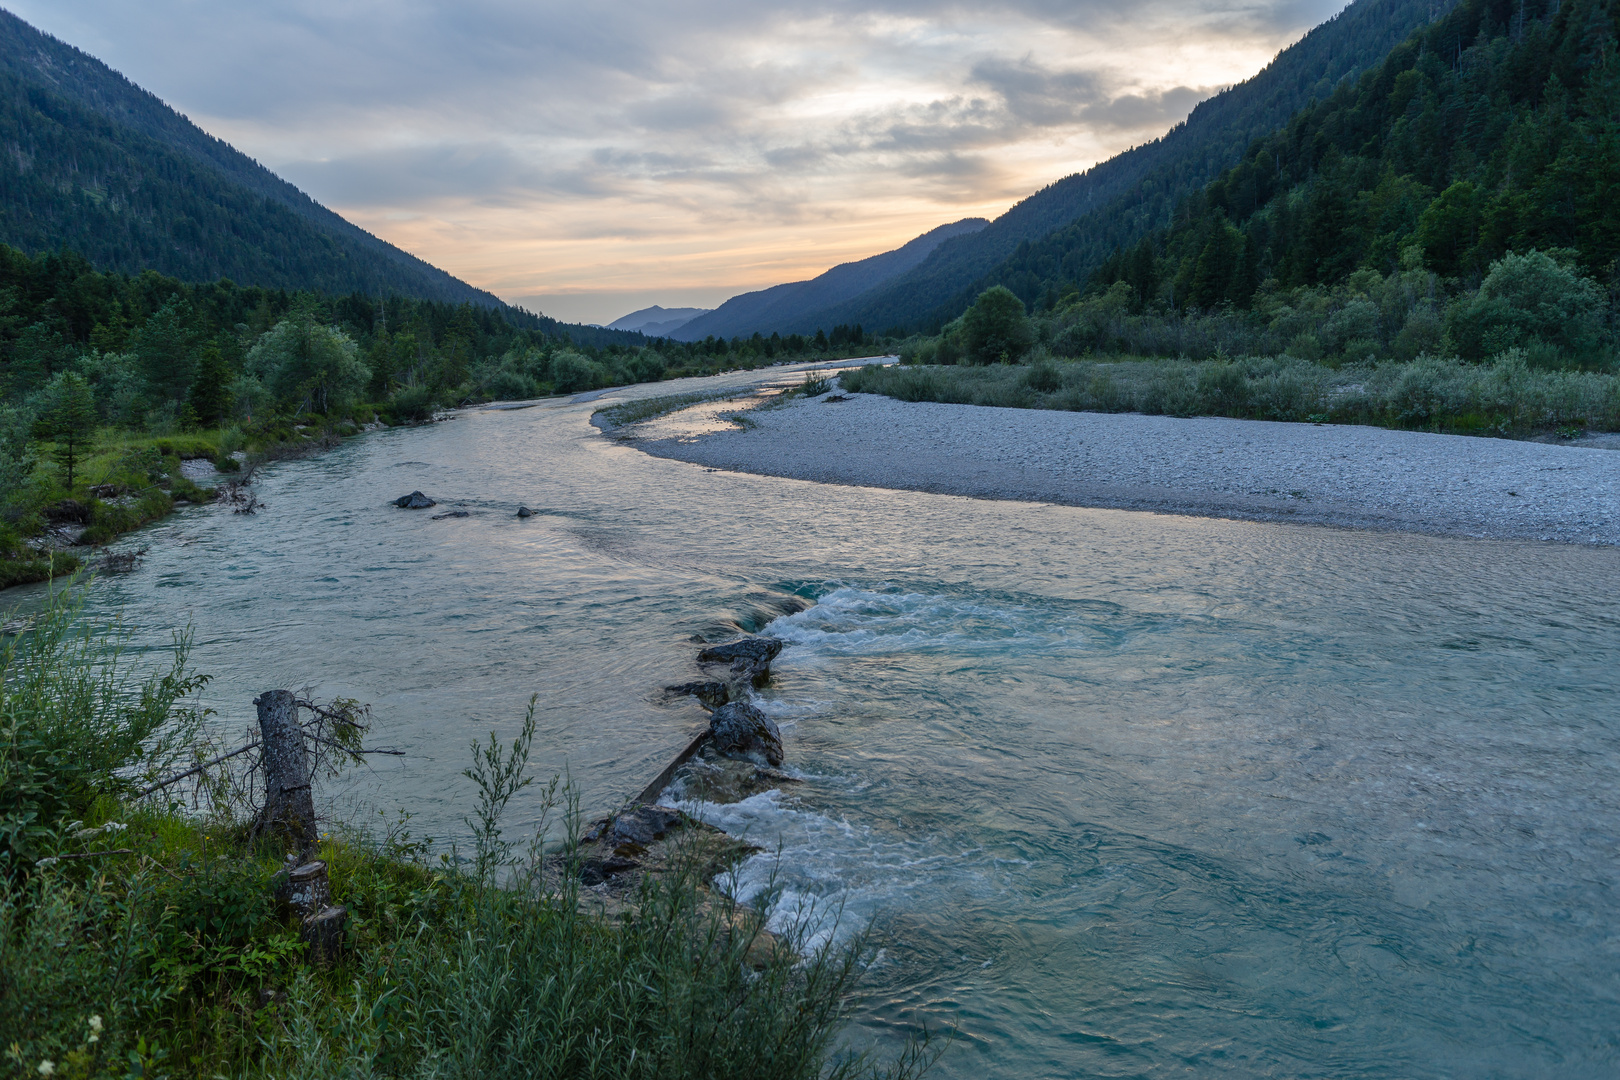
[708,701,783,767]
[394,491,436,509]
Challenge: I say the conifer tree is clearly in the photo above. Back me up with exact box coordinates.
[188,343,234,426]
[34,372,97,491]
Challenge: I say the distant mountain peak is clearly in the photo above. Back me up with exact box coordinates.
[606,306,712,336]
[673,218,988,340]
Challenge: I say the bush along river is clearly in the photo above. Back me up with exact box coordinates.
[44,374,1620,1078]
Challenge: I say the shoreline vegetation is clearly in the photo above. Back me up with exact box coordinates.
[0,580,933,1079]
[840,244,1620,440]
[0,244,897,589]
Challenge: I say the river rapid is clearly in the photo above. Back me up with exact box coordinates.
[41,374,1620,1078]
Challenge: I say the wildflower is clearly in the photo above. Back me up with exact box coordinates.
[37,1061,54,1077]
[87,1015,102,1043]
[34,857,58,869]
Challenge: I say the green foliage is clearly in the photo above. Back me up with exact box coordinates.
[0,401,34,505]
[246,304,369,416]
[187,344,233,426]
[959,0,1620,376]
[133,300,199,406]
[32,372,97,489]
[842,350,1620,434]
[0,552,78,590]
[0,608,931,1080]
[960,287,1035,364]
[806,0,1451,334]
[0,581,207,868]
[1446,250,1608,361]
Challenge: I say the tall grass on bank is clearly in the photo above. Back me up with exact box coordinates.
[0,583,932,1080]
[842,350,1620,435]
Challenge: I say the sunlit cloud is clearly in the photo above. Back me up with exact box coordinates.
[10,0,1348,323]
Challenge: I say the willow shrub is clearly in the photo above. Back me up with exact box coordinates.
[843,351,1620,434]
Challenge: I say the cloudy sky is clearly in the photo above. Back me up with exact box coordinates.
[13,0,1344,324]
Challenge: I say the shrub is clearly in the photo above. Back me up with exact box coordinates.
[0,581,206,867]
[550,350,607,394]
[1024,360,1062,394]
[960,286,1035,364]
[1446,250,1609,362]
[385,385,437,425]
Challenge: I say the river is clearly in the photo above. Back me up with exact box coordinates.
[40,372,1620,1078]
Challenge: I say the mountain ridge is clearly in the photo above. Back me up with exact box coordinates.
[0,9,504,307]
[672,218,988,341]
[788,0,1460,335]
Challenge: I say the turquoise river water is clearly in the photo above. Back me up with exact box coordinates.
[34,380,1620,1078]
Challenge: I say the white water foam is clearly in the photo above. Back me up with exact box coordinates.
[670,788,981,954]
[761,583,1097,660]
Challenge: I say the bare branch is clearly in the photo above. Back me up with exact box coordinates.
[134,740,262,797]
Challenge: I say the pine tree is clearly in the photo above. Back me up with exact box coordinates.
[34,372,97,491]
[188,343,234,426]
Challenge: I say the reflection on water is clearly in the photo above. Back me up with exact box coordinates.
[38,379,1620,1078]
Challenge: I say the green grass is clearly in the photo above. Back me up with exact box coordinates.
[841,351,1620,436]
[0,552,81,589]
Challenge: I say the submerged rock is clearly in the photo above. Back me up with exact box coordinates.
[665,681,730,710]
[394,491,436,509]
[611,805,683,848]
[431,510,470,519]
[670,751,799,804]
[516,505,534,518]
[708,701,783,767]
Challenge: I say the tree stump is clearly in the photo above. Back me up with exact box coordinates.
[275,859,333,912]
[255,689,317,851]
[302,905,348,964]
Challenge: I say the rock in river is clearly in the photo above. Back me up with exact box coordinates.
[431,510,470,519]
[516,505,534,518]
[394,491,436,509]
[610,805,683,847]
[665,681,730,710]
[697,636,784,666]
[708,701,783,767]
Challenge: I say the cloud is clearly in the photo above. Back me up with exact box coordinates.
[8,0,1347,322]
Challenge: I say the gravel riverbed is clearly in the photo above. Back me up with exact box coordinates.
[626,391,1620,544]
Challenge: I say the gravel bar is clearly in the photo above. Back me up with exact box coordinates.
[627,392,1620,545]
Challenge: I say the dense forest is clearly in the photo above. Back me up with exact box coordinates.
[783,0,1461,335]
[0,243,879,569]
[861,0,1619,435]
[0,245,872,423]
[1005,0,1618,363]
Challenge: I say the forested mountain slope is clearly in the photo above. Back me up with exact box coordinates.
[674,217,986,341]
[792,0,1460,334]
[1076,0,1617,351]
[0,10,502,306]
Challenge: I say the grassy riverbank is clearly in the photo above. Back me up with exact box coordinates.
[0,583,925,1079]
[0,413,381,587]
[841,352,1620,438]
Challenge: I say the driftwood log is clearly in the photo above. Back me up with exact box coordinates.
[255,689,318,851]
